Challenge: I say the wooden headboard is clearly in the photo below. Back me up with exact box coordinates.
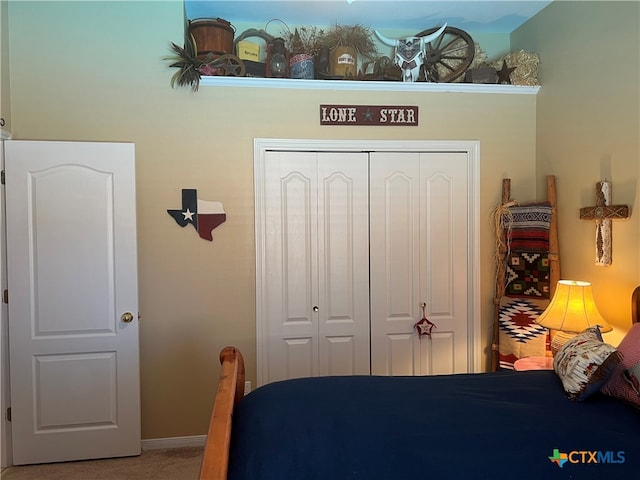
[633,285,640,324]
[199,347,245,480]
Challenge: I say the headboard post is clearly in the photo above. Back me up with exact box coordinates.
[200,346,246,480]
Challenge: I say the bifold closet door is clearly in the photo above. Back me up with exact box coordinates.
[262,151,370,384]
[369,151,470,376]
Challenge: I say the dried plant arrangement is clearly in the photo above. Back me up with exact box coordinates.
[281,26,326,56]
[321,24,378,60]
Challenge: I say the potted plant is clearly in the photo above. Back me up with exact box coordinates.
[281,25,325,79]
[166,31,215,91]
[166,28,244,91]
[321,24,378,78]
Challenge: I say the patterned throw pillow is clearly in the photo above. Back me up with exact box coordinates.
[602,323,640,408]
[554,326,622,401]
[498,296,549,370]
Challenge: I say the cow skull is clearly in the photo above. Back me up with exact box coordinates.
[375,24,447,82]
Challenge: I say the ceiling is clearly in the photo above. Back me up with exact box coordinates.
[185,0,554,34]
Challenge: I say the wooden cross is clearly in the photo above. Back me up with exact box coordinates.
[579,180,630,266]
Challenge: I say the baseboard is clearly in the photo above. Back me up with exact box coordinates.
[141,435,207,450]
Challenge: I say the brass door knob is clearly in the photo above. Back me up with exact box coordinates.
[121,312,134,323]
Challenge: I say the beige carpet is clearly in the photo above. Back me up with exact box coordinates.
[0,446,204,480]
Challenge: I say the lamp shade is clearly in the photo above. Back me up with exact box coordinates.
[535,280,612,333]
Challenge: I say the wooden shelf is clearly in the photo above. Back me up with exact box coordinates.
[200,76,540,94]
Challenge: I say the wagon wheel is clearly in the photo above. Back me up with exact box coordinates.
[212,54,246,77]
[416,26,474,83]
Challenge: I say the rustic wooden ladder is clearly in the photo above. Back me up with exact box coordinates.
[490,175,560,372]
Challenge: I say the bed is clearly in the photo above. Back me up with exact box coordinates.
[200,286,640,479]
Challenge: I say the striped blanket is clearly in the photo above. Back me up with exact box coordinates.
[504,202,552,252]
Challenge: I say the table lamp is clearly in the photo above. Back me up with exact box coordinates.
[535,280,612,355]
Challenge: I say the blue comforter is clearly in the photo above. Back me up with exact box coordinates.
[228,371,639,480]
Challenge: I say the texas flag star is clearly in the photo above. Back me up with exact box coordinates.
[182,209,195,221]
[167,189,226,241]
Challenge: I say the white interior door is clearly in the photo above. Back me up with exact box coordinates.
[316,153,370,377]
[5,140,140,465]
[370,151,471,375]
[262,151,319,382]
[1,134,12,468]
[260,150,370,384]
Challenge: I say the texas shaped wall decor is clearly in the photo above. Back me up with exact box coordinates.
[167,189,226,241]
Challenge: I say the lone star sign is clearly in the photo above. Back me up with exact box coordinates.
[579,180,630,266]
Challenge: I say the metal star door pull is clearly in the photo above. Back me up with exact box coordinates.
[415,303,437,337]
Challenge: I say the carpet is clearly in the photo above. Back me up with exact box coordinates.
[0,446,203,480]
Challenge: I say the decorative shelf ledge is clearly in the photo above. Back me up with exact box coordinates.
[200,76,540,94]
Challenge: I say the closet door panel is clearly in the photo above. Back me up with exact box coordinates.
[419,152,469,374]
[422,172,454,314]
[384,333,421,376]
[263,152,319,383]
[317,153,370,376]
[262,151,370,383]
[282,337,315,380]
[420,332,456,375]
[369,153,421,375]
[370,151,470,376]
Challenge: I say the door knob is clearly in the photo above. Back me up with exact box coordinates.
[121,312,134,323]
[313,306,319,312]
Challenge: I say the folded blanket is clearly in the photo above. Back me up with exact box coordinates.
[498,296,549,370]
[504,202,552,252]
[505,251,550,298]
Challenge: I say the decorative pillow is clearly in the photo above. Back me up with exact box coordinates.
[553,326,622,401]
[498,296,549,370]
[602,323,640,408]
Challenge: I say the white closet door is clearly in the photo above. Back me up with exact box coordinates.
[370,151,470,375]
[316,153,370,377]
[262,151,370,384]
